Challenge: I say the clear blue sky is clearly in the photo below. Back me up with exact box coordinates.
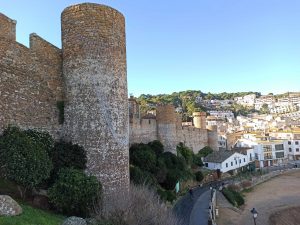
[1,0,300,96]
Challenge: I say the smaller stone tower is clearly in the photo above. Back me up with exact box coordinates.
[193,112,207,129]
[207,125,218,151]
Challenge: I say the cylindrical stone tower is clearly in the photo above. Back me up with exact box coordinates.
[156,105,177,153]
[61,3,129,196]
[193,112,206,129]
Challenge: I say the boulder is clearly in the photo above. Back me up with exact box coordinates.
[0,195,22,216]
[62,216,87,225]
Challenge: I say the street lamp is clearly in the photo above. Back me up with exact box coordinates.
[250,208,258,225]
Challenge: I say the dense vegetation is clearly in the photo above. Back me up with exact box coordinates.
[0,127,53,198]
[136,90,261,117]
[0,126,101,218]
[129,140,208,202]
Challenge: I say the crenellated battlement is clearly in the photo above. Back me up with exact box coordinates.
[0,13,16,41]
[30,33,62,63]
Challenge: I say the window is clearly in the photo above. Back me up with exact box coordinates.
[275,144,284,150]
[236,160,237,165]
[244,158,246,162]
[226,163,228,168]
[289,148,292,152]
[276,152,284,158]
[205,163,208,167]
[297,148,299,152]
[231,162,233,166]
[263,145,272,152]
[239,159,241,163]
[288,141,291,145]
[296,141,299,145]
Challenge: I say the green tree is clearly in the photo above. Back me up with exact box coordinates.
[198,146,213,157]
[0,127,53,198]
[260,103,269,114]
[176,142,193,166]
[49,168,101,217]
[47,140,87,185]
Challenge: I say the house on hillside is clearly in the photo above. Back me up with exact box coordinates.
[203,150,249,173]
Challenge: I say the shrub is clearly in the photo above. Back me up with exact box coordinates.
[198,146,213,157]
[49,168,101,217]
[94,184,182,225]
[49,140,87,173]
[176,142,193,166]
[157,189,177,203]
[130,144,157,172]
[0,127,53,198]
[193,154,203,167]
[195,171,204,182]
[148,140,164,156]
[130,166,157,187]
[222,188,244,207]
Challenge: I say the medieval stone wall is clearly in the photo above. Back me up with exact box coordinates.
[129,118,157,144]
[177,127,208,153]
[0,13,63,137]
[61,3,129,196]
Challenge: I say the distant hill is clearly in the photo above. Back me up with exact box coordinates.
[135,90,261,118]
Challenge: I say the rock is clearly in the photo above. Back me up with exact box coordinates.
[0,195,22,216]
[62,216,87,225]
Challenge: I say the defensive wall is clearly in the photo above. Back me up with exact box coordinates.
[0,3,129,199]
[0,13,63,137]
[129,99,218,153]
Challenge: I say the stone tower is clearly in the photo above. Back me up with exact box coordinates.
[156,105,177,153]
[61,3,129,196]
[193,112,207,129]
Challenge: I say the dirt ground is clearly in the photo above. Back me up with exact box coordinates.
[216,169,300,225]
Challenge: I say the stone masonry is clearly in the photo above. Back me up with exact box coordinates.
[0,3,129,198]
[129,99,218,153]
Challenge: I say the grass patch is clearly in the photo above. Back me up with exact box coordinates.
[0,203,65,225]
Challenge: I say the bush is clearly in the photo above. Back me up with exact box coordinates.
[195,171,204,182]
[94,184,181,225]
[198,146,213,157]
[0,127,53,198]
[130,144,157,172]
[176,142,193,166]
[222,188,244,207]
[157,189,176,203]
[49,168,101,217]
[130,166,157,187]
[148,140,164,156]
[49,141,86,173]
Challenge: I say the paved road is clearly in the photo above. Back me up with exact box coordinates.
[189,190,211,225]
[173,186,209,225]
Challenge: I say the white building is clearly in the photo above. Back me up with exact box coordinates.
[208,111,235,120]
[236,134,287,167]
[203,151,249,173]
[234,94,256,107]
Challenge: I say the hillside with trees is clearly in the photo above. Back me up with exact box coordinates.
[136,90,261,118]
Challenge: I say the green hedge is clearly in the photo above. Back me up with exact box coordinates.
[222,188,244,207]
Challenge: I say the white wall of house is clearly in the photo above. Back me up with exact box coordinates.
[204,152,249,173]
[285,140,300,160]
